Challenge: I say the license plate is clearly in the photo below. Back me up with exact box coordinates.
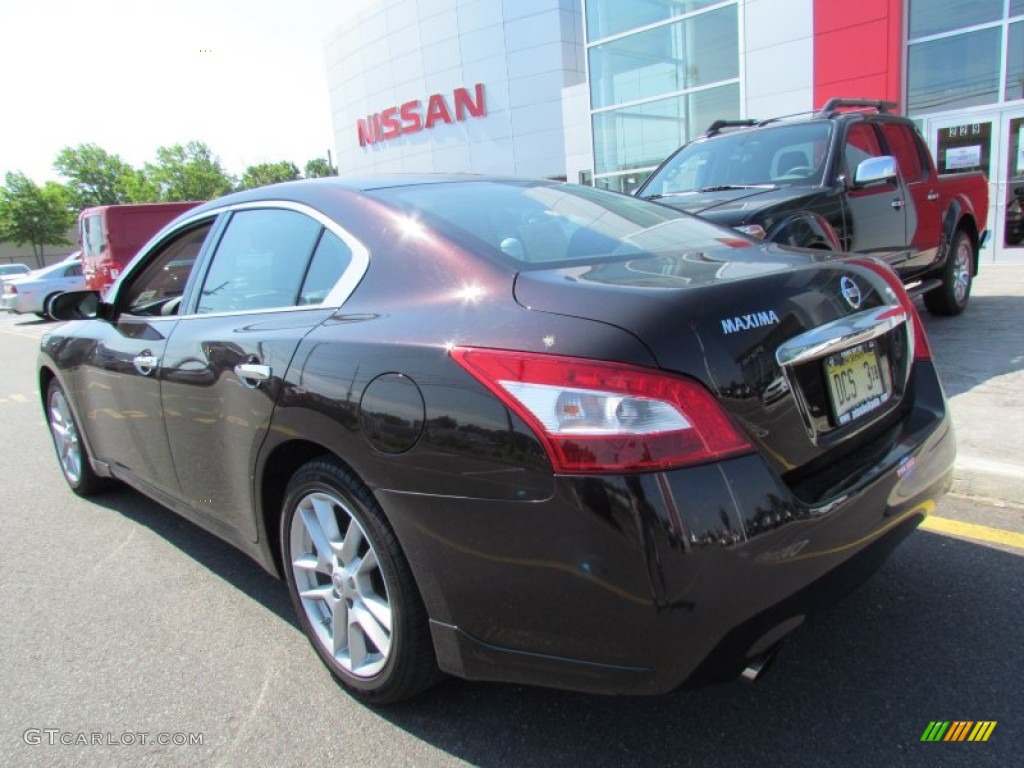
[825,341,890,426]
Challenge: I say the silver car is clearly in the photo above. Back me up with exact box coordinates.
[0,260,86,318]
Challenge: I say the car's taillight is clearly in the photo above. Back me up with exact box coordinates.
[451,347,754,474]
[853,258,931,361]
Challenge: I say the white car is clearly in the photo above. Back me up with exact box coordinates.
[0,260,86,318]
[0,263,31,291]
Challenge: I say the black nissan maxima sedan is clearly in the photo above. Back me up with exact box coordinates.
[39,176,953,704]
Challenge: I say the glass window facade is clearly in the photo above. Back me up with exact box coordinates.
[1008,22,1024,103]
[908,0,1003,38]
[585,0,739,190]
[588,7,737,109]
[907,2,1024,115]
[907,28,1002,112]
[585,0,722,42]
[592,85,739,176]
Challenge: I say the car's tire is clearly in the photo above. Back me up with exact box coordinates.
[923,229,974,316]
[281,457,441,704]
[42,292,63,319]
[45,379,111,496]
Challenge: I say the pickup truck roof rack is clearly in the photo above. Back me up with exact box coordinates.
[815,98,898,118]
[704,119,758,137]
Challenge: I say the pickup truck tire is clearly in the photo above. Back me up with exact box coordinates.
[924,230,973,316]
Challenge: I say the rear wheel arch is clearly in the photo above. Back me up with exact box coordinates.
[258,439,338,578]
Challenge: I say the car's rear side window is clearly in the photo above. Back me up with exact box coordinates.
[197,209,322,314]
[299,231,352,306]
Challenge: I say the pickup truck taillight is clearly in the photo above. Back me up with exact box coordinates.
[451,347,754,473]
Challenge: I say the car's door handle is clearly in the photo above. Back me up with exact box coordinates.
[891,198,905,210]
[927,190,940,202]
[133,353,159,376]
[234,363,272,388]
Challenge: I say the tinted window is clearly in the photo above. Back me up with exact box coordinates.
[843,123,884,178]
[64,263,83,277]
[370,181,758,267]
[121,222,213,316]
[880,123,924,181]
[299,231,352,306]
[197,209,322,315]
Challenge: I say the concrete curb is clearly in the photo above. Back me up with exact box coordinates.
[951,456,1024,506]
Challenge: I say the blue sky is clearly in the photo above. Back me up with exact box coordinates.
[0,0,377,184]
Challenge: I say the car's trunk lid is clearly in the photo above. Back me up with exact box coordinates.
[513,246,914,486]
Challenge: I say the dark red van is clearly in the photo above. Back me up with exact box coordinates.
[80,202,200,296]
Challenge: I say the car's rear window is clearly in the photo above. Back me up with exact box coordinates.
[368,181,755,268]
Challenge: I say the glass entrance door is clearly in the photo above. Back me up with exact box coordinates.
[926,109,1024,262]
[1003,114,1024,256]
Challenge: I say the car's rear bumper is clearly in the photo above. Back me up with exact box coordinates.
[0,294,32,313]
[378,362,954,695]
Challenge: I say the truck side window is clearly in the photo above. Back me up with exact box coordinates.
[880,123,924,181]
[843,124,883,180]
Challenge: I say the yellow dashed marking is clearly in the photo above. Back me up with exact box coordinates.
[921,515,1024,551]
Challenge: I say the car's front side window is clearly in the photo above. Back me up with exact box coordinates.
[196,209,323,315]
[120,222,214,316]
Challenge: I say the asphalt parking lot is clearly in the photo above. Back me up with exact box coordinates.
[1,294,1021,767]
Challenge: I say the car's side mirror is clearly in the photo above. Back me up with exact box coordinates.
[854,155,898,187]
[47,290,109,321]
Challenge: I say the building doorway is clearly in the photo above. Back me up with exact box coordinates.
[925,107,1024,263]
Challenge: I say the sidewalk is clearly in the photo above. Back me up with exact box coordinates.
[919,263,1024,505]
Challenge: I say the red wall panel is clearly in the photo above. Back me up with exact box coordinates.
[813,0,903,111]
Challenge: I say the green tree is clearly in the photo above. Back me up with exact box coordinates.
[145,141,235,202]
[120,167,162,203]
[0,172,74,267]
[304,156,337,178]
[239,160,301,190]
[53,143,139,207]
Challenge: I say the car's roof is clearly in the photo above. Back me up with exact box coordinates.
[180,174,555,222]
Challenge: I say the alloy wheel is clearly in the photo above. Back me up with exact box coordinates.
[289,491,393,678]
[49,387,83,484]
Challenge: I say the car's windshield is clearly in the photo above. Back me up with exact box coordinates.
[369,181,756,268]
[642,122,833,196]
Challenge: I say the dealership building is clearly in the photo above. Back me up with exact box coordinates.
[326,0,1024,261]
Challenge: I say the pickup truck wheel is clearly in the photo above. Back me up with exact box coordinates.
[924,230,973,316]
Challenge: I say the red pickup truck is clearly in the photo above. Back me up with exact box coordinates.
[80,202,200,297]
[637,99,990,315]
